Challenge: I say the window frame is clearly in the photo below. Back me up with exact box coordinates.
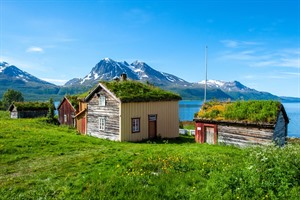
[64,114,67,123]
[99,117,106,131]
[99,95,106,106]
[131,118,140,133]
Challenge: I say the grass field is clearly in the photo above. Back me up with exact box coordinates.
[0,111,299,199]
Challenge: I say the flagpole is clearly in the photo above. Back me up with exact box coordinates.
[204,46,208,103]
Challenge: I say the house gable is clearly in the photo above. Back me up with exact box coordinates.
[85,85,120,140]
[57,97,77,126]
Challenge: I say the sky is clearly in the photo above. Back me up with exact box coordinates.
[0,0,299,97]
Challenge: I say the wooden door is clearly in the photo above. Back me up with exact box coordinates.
[81,117,86,134]
[148,115,157,139]
[205,127,215,144]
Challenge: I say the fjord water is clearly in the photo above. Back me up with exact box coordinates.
[179,100,300,138]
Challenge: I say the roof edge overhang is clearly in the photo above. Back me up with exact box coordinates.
[57,97,77,111]
[193,118,276,129]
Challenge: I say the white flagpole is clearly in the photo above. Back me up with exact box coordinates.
[204,46,208,103]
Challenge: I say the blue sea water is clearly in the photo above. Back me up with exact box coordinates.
[179,100,300,138]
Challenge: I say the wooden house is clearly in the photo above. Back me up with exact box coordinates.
[57,96,77,127]
[193,100,289,147]
[8,102,49,119]
[84,80,182,141]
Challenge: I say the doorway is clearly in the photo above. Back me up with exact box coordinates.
[148,114,157,139]
[204,127,215,144]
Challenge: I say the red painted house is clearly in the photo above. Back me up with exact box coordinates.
[57,96,77,127]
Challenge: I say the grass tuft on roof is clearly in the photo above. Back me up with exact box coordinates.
[12,102,50,111]
[102,81,182,102]
[196,100,281,124]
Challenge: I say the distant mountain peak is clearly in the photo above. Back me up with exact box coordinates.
[65,58,189,86]
[0,61,55,86]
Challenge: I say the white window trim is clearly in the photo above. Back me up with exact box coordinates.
[99,117,106,131]
[132,118,140,133]
[64,114,67,123]
[99,95,106,106]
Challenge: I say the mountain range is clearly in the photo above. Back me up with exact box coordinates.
[0,59,297,102]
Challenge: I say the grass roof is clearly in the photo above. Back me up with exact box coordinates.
[102,81,182,103]
[196,100,281,124]
[12,102,50,111]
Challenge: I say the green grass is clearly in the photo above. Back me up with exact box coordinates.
[197,100,281,123]
[103,80,182,102]
[0,111,299,199]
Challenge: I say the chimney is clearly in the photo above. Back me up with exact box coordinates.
[120,73,127,81]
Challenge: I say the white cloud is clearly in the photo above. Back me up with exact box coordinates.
[41,78,67,85]
[220,44,300,69]
[220,40,239,48]
[26,46,44,53]
[220,39,262,48]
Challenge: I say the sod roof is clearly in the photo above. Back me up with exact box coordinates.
[9,102,50,111]
[100,81,182,103]
[195,100,284,124]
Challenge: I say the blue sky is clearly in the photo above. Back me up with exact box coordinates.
[1,0,299,97]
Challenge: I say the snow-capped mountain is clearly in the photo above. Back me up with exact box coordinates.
[198,79,277,100]
[0,62,54,85]
[0,62,59,101]
[0,60,283,101]
[65,58,190,87]
[198,80,252,92]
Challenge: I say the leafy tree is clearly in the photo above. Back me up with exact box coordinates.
[47,98,56,123]
[2,89,24,110]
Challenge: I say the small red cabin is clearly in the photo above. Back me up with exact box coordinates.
[57,97,77,127]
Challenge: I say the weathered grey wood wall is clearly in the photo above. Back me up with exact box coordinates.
[273,110,288,146]
[218,124,274,147]
[10,110,48,119]
[87,88,120,140]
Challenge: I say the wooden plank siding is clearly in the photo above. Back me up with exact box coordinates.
[86,88,120,140]
[120,101,179,141]
[76,101,87,134]
[58,98,76,127]
[218,125,274,147]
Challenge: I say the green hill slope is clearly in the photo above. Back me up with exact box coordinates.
[0,111,299,199]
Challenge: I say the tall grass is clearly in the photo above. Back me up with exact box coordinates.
[0,111,299,199]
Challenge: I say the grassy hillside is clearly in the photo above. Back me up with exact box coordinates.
[0,111,299,199]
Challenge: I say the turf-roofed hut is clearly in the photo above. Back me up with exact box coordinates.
[8,102,50,119]
[193,100,289,147]
[84,80,182,141]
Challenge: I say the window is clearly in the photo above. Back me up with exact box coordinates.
[132,118,140,133]
[64,114,67,123]
[99,117,106,131]
[99,95,106,106]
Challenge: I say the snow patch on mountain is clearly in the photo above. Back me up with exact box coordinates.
[199,80,226,87]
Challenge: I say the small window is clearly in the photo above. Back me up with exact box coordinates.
[99,95,106,106]
[132,118,140,133]
[99,117,106,131]
[64,114,67,123]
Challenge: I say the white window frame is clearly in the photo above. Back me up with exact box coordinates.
[99,117,106,131]
[132,118,140,133]
[64,114,67,123]
[99,95,106,106]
